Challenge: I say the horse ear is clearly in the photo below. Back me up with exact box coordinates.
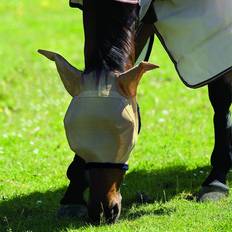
[117,61,159,97]
[38,49,82,97]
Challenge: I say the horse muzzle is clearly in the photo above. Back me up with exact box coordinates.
[87,168,124,224]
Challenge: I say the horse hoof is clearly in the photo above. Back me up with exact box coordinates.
[197,180,229,202]
[57,204,88,218]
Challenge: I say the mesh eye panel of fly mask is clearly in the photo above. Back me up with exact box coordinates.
[64,70,139,170]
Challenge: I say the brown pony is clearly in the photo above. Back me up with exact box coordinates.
[39,0,157,224]
[39,0,232,224]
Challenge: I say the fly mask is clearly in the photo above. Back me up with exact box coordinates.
[64,70,139,168]
[38,49,158,169]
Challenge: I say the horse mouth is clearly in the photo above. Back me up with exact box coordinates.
[103,202,121,224]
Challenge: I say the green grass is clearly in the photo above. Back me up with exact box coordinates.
[1,1,231,231]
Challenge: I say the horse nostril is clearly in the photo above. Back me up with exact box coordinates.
[104,203,121,224]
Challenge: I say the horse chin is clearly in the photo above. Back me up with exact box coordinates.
[87,168,125,224]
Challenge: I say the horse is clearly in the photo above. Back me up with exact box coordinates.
[39,0,232,224]
[38,0,158,224]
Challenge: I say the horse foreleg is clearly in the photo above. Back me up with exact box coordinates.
[198,71,232,201]
[57,154,89,218]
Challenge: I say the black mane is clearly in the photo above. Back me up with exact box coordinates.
[83,0,139,73]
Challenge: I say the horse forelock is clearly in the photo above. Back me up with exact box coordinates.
[83,0,139,75]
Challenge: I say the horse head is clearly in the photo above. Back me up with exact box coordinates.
[38,0,158,224]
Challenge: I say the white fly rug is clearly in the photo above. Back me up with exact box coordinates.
[153,0,232,87]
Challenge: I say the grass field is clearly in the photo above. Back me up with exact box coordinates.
[1,1,232,231]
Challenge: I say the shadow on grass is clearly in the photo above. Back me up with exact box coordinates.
[0,165,213,231]
[122,165,211,205]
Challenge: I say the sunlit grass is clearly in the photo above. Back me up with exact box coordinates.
[0,1,231,231]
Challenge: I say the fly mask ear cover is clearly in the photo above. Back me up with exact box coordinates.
[64,71,139,170]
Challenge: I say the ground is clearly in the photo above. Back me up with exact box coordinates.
[1,1,232,231]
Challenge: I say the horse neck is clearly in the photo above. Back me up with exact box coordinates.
[84,32,136,74]
[83,0,138,73]
[81,69,119,95]
[82,24,136,94]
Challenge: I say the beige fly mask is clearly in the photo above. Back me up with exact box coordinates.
[38,49,157,169]
[64,70,139,169]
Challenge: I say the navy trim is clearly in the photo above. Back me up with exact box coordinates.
[137,103,141,133]
[144,35,154,62]
[69,1,83,10]
[193,66,232,88]
[86,163,129,170]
